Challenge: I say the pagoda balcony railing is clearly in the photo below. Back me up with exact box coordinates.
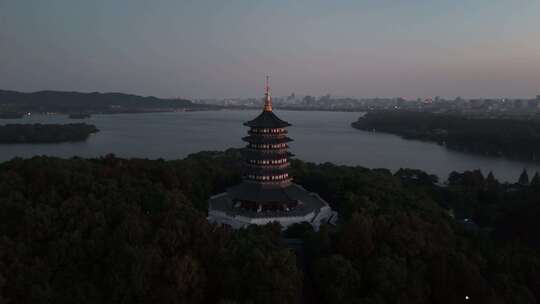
[245,147,289,153]
[248,127,288,133]
[248,130,288,136]
[244,176,293,184]
[242,136,293,144]
[240,150,294,160]
[245,163,290,170]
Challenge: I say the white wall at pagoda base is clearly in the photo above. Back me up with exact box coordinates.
[207,207,337,231]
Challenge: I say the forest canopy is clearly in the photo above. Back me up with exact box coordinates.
[0,151,539,303]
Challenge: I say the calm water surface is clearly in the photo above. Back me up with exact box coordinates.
[1,110,539,182]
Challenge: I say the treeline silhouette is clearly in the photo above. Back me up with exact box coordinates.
[0,151,539,303]
[0,90,198,113]
[352,111,540,162]
[0,123,99,143]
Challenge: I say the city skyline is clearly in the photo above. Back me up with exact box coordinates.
[1,0,539,99]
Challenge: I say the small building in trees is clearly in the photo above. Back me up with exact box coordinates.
[207,77,337,229]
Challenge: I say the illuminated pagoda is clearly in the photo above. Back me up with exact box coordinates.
[208,77,337,229]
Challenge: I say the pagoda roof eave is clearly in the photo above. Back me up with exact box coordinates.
[244,111,291,128]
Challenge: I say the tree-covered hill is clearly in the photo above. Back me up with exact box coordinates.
[352,111,540,162]
[0,89,204,113]
[0,123,99,143]
[0,151,539,303]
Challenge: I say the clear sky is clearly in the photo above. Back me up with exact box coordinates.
[1,0,539,99]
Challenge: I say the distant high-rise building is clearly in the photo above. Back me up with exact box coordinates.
[287,92,296,101]
[527,100,539,108]
[207,77,337,229]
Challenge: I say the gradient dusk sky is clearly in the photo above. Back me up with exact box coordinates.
[1,0,539,99]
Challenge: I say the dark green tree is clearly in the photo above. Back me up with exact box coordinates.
[518,169,530,185]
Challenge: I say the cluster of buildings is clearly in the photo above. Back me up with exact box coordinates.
[196,94,540,118]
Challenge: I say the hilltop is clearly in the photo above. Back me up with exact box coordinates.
[0,89,212,114]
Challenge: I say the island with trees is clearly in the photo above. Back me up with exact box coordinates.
[0,150,538,303]
[0,123,99,143]
[352,110,540,162]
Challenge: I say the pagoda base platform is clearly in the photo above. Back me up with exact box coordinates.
[207,183,338,230]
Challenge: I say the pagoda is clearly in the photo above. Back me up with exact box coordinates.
[208,77,337,229]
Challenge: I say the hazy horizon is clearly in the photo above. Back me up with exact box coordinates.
[1,0,539,99]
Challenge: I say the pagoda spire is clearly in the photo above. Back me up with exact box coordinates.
[264,75,272,112]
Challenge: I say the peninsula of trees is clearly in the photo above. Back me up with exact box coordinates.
[0,89,214,114]
[0,123,99,143]
[0,150,539,303]
[352,110,540,162]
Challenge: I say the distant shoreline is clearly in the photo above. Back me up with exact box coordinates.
[352,110,540,163]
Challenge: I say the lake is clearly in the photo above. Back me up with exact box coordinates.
[1,109,539,182]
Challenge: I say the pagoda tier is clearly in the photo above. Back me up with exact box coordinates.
[226,181,299,211]
[248,128,288,135]
[242,136,293,145]
[241,150,294,161]
[244,166,290,177]
[244,111,291,128]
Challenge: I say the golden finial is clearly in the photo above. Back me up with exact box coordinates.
[264,75,272,112]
